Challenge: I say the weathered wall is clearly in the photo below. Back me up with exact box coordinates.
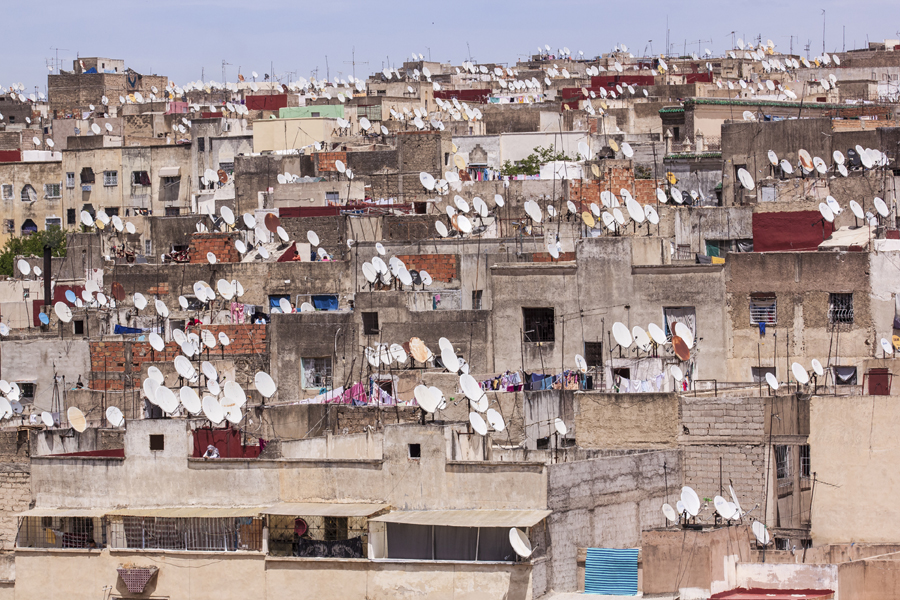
[575,393,679,449]
[544,449,682,593]
[809,395,900,545]
[0,430,30,551]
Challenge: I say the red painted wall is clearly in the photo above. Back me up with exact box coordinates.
[752,211,835,252]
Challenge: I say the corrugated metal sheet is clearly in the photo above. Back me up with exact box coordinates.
[369,509,550,527]
[584,547,639,595]
[107,507,265,518]
[262,503,389,517]
[17,507,107,518]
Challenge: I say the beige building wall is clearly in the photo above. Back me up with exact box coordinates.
[0,159,66,246]
[252,118,337,153]
[809,395,900,544]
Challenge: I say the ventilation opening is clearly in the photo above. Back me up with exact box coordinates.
[408,443,421,459]
[149,434,165,451]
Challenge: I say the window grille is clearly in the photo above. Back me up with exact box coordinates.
[301,357,332,389]
[107,516,263,552]
[523,307,555,342]
[828,293,853,324]
[17,516,104,549]
[750,295,776,325]
[43,183,61,199]
[103,171,118,187]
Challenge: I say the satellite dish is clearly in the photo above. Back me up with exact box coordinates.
[621,142,634,158]
[91,123,101,135]
[849,200,864,220]
[670,365,684,380]
[645,205,660,225]
[737,168,755,190]
[681,486,701,516]
[626,198,645,223]
[202,396,225,424]
[798,149,814,171]
[39,313,50,325]
[54,302,72,323]
[554,418,568,436]
[874,197,889,217]
[469,412,488,435]
[612,322,633,348]
[674,323,694,349]
[752,521,770,546]
[414,385,440,413]
[714,495,737,520]
[833,150,845,165]
[509,528,533,558]
[574,354,588,373]
[765,372,779,390]
[810,359,824,377]
[813,157,828,174]
[780,159,793,175]
[106,406,125,427]
[148,332,165,352]
[881,337,894,356]
[276,226,289,242]
[67,407,87,432]
[278,297,292,313]
[178,386,201,414]
[16,259,30,276]
[792,362,810,385]
[419,172,435,191]
[818,203,835,223]
[662,503,678,522]
[206,252,217,265]
[41,411,54,428]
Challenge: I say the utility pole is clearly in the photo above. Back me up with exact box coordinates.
[221,59,231,84]
[821,10,826,54]
[325,55,330,81]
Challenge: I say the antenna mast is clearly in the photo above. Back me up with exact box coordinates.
[343,47,368,80]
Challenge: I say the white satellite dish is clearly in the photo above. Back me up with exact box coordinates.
[509,528,533,558]
[752,521,770,546]
[662,503,678,522]
[179,386,202,414]
[765,372,779,390]
[670,365,684,380]
[737,168,755,190]
[554,418,568,436]
[202,396,225,424]
[881,338,894,356]
[714,495,737,520]
[414,385,440,413]
[612,322,633,348]
[54,302,72,323]
[17,259,30,276]
[849,200,864,220]
[811,359,824,377]
[674,322,694,348]
[469,412,488,436]
[818,203,835,223]
[681,487,701,516]
[106,406,125,427]
[792,362,810,385]
[874,197,889,217]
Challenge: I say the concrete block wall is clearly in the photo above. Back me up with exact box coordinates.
[0,431,31,550]
[680,395,765,437]
[681,443,766,512]
[395,254,458,282]
[545,449,682,593]
[187,232,241,264]
[281,215,344,260]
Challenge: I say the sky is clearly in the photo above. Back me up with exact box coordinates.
[3,0,898,92]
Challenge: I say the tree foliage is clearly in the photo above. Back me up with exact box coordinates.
[499,145,581,177]
[0,229,68,277]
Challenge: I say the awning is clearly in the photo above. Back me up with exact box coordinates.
[263,503,389,517]
[369,509,551,528]
[106,507,265,518]
[158,166,180,178]
[18,507,108,518]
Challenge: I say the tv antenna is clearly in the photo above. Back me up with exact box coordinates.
[343,47,368,80]
[221,60,231,84]
[49,47,68,74]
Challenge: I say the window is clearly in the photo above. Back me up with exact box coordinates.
[472,290,483,310]
[103,171,118,187]
[80,167,95,184]
[131,170,150,186]
[775,445,792,484]
[1,184,12,200]
[197,137,205,152]
[834,366,857,386]
[144,240,151,255]
[161,176,181,203]
[408,444,421,459]
[362,312,379,335]
[3,220,13,233]
[829,293,853,324]
[43,183,61,199]
[751,366,775,383]
[325,191,340,202]
[21,219,37,234]
[73,320,84,335]
[523,307,555,342]
[165,207,181,216]
[21,184,37,202]
[750,294,776,325]
[301,357,332,389]
[218,161,234,173]
[65,172,75,188]
[45,217,61,230]
[269,294,290,313]
[105,207,119,217]
[584,342,603,367]
[18,383,35,401]
[800,445,810,479]
[149,434,165,451]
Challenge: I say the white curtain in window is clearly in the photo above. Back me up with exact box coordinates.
[664,307,696,339]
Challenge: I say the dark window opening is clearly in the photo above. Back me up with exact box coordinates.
[752,366,776,383]
[523,307,555,342]
[73,320,84,335]
[197,137,205,152]
[408,444,421,459]
[131,170,150,186]
[149,434,165,451]
[105,207,119,217]
[165,207,181,216]
[362,312,379,335]
[66,209,76,225]
[19,383,35,401]
[536,437,550,450]
[834,366,857,386]
[800,445,810,479]
[613,367,631,380]
[584,342,603,367]
[472,290,483,310]
[80,167,95,184]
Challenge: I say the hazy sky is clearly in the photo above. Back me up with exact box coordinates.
[4,0,898,91]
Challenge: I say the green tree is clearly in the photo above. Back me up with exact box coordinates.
[499,145,581,177]
[0,229,68,277]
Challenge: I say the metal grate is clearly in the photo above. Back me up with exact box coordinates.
[828,293,853,324]
[800,445,811,479]
[750,296,776,325]
[523,307,555,343]
[108,516,263,552]
[116,567,158,593]
[775,445,792,487]
[268,515,368,558]
[17,516,104,549]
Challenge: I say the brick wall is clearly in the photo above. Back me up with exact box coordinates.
[316,152,348,173]
[89,324,268,390]
[533,252,576,262]
[187,232,241,264]
[0,430,31,550]
[395,254,458,282]
[569,171,662,206]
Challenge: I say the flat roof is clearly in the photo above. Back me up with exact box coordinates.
[711,589,834,600]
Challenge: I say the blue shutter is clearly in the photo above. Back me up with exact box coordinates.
[585,547,638,595]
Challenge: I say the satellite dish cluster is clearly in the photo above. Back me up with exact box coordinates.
[662,485,770,545]
[361,242,431,289]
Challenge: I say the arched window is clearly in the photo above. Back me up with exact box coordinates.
[21,184,37,202]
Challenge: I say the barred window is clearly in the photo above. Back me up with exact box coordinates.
[17,516,104,549]
[800,445,810,479]
[1,184,12,200]
[21,184,37,202]
[523,307,555,342]
[750,294,776,325]
[775,445,792,486]
[43,183,61,199]
[301,357,332,389]
[828,293,853,324]
[584,342,603,367]
[103,170,118,187]
[108,516,263,552]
